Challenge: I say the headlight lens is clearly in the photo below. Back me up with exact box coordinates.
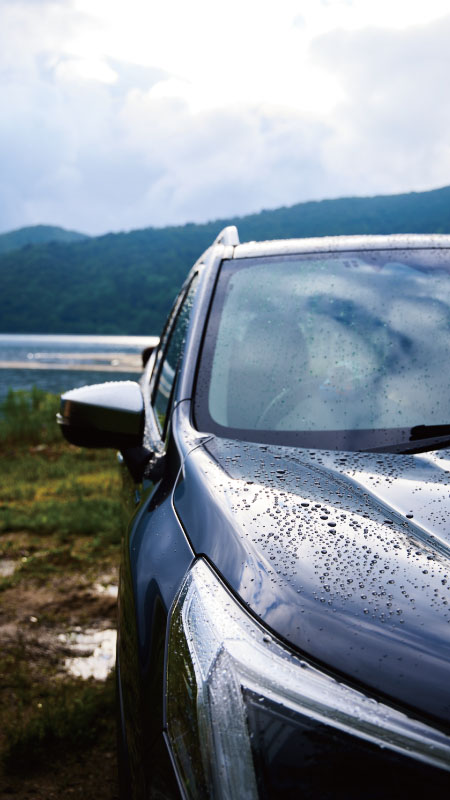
[166,559,450,800]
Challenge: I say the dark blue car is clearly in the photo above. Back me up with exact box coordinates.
[59,227,450,799]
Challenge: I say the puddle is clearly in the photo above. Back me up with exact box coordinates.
[0,559,17,578]
[93,582,118,599]
[59,628,117,680]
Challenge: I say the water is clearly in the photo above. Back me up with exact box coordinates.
[0,334,158,401]
[60,627,117,681]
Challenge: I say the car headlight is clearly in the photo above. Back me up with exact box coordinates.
[165,559,450,800]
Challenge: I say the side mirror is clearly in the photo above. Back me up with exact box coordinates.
[57,381,144,450]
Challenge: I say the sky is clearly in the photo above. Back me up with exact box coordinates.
[1,0,450,235]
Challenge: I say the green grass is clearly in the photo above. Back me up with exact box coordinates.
[0,389,122,584]
[0,390,121,781]
[3,671,116,773]
[0,386,61,446]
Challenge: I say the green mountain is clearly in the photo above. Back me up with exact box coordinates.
[1,184,450,335]
[0,225,88,255]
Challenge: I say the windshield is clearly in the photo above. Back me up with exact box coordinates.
[194,249,450,451]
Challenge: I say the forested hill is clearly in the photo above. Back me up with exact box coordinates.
[0,225,88,255]
[1,184,450,335]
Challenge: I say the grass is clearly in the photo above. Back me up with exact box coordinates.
[3,670,116,773]
[0,386,61,446]
[0,388,122,586]
[0,389,121,791]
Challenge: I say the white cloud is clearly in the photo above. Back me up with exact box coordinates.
[311,17,450,194]
[1,0,450,234]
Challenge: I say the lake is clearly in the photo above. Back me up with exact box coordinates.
[0,334,158,402]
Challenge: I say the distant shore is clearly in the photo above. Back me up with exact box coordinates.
[0,333,155,399]
[0,354,142,373]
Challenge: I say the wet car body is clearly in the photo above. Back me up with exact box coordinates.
[59,229,450,798]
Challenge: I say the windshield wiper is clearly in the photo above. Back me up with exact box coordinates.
[410,424,450,440]
[368,424,450,454]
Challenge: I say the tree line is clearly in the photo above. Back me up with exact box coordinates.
[1,184,450,335]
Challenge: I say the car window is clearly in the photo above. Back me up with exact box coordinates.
[195,250,450,451]
[153,275,199,437]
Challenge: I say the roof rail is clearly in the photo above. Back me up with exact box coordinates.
[213,225,240,247]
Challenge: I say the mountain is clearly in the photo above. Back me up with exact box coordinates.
[235,184,450,240]
[0,225,89,255]
[1,184,450,335]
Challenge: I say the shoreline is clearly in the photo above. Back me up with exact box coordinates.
[0,360,142,373]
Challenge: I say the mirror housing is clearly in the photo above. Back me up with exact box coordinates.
[57,381,145,450]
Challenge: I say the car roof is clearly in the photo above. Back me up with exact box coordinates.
[233,233,450,259]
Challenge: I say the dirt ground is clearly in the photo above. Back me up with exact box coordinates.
[0,558,120,799]
[0,401,126,799]
[0,747,118,799]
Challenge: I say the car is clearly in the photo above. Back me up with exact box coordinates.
[58,226,450,799]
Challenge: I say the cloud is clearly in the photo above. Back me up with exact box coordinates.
[0,83,332,233]
[0,1,335,235]
[1,2,450,234]
[310,16,450,194]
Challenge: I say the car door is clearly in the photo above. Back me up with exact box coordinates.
[117,274,199,800]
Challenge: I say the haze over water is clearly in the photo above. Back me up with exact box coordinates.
[0,334,156,402]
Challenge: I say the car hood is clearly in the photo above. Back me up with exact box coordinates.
[174,437,450,729]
